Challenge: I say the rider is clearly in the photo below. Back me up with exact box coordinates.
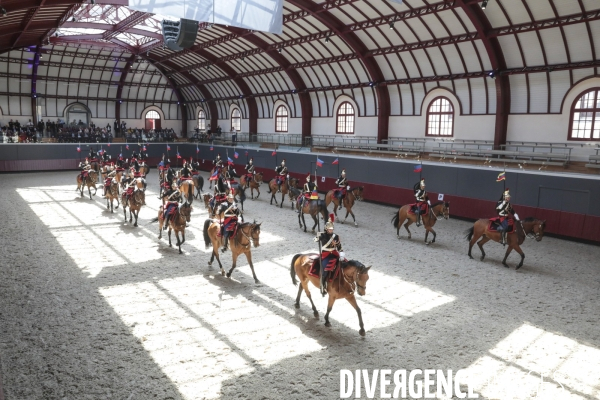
[88,148,96,160]
[413,178,430,227]
[80,158,92,181]
[275,159,288,193]
[210,171,228,211]
[496,188,520,246]
[162,185,182,230]
[314,214,345,296]
[214,154,223,169]
[244,158,255,187]
[299,173,317,211]
[218,193,241,252]
[334,169,348,202]
[179,160,192,185]
[122,177,137,203]
[101,151,111,164]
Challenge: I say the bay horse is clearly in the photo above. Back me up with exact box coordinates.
[391,201,450,244]
[466,217,546,270]
[192,174,204,199]
[290,254,371,336]
[76,169,98,200]
[267,177,299,208]
[227,183,246,211]
[203,219,262,283]
[298,199,329,232]
[121,189,145,227]
[89,159,101,176]
[139,162,150,177]
[179,179,195,205]
[104,179,120,213]
[288,187,302,211]
[325,186,364,227]
[151,203,193,254]
[241,172,263,199]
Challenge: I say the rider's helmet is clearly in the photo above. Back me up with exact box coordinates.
[341,169,346,176]
[420,178,425,189]
[227,193,234,202]
[281,159,286,166]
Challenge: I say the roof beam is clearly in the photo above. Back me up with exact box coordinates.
[115,54,136,137]
[12,0,47,48]
[0,72,170,88]
[490,9,600,37]
[287,0,389,143]
[102,11,149,40]
[0,92,179,103]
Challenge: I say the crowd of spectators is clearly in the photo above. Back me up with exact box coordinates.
[1,118,180,143]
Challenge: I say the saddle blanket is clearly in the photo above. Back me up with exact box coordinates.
[407,203,427,215]
[192,171,200,175]
[308,255,340,282]
[487,217,515,233]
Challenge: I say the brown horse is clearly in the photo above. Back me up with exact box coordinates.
[76,170,98,200]
[466,217,546,270]
[192,174,204,199]
[325,186,364,227]
[139,162,150,177]
[179,179,195,205]
[241,172,263,199]
[226,183,246,210]
[267,177,299,208]
[391,201,450,244]
[203,219,262,282]
[122,189,145,227]
[151,203,193,254]
[104,179,120,213]
[298,198,329,232]
[290,254,371,336]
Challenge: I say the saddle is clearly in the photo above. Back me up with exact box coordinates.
[488,217,516,233]
[180,177,193,181]
[104,178,112,188]
[192,171,200,175]
[228,180,238,185]
[407,202,427,215]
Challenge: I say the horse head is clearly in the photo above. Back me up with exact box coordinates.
[442,201,450,220]
[180,204,193,222]
[255,172,264,183]
[353,186,364,201]
[250,221,262,248]
[525,218,546,241]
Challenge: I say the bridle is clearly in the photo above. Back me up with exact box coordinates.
[239,224,259,249]
[523,221,543,240]
[342,265,367,294]
[434,203,449,221]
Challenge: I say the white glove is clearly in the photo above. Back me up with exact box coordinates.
[339,252,346,260]
[313,236,319,242]
[347,185,350,190]
[275,167,277,171]
[513,213,520,220]
[427,200,431,206]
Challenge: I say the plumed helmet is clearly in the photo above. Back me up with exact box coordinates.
[306,174,311,182]
[217,154,221,158]
[249,158,253,163]
[504,189,510,199]
[227,193,234,201]
[325,221,334,230]
[281,159,286,165]
[341,169,346,175]
[420,178,425,188]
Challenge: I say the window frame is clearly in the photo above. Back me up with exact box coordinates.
[336,101,355,134]
[425,96,454,137]
[274,105,289,132]
[231,108,241,132]
[198,109,206,130]
[568,88,600,141]
[145,110,160,120]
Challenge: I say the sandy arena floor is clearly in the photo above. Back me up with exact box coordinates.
[0,170,599,400]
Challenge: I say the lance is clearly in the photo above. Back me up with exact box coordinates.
[315,161,325,295]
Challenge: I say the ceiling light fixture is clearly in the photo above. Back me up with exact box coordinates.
[325,34,330,43]
[481,0,488,9]
[277,47,283,53]
[1,7,7,17]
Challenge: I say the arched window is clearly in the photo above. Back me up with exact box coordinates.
[145,109,161,130]
[198,109,206,130]
[275,105,288,132]
[336,102,355,134]
[570,89,600,140]
[231,108,241,131]
[426,97,454,137]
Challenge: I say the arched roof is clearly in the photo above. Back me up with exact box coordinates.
[1,0,599,140]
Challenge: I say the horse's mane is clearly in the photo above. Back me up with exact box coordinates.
[349,186,362,192]
[431,201,444,207]
[521,217,538,223]
[344,259,367,272]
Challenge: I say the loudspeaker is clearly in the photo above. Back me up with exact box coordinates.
[162,18,198,51]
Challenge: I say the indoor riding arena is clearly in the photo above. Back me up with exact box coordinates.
[1,1,600,399]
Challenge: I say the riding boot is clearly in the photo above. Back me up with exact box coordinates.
[222,231,230,252]
[416,211,422,227]
[320,271,329,296]
[501,230,507,246]
[163,215,169,231]
[278,183,281,193]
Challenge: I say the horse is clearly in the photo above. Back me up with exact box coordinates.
[227,183,246,211]
[192,174,204,199]
[121,189,145,227]
[267,176,299,208]
[391,201,450,244]
[288,187,302,211]
[290,254,371,336]
[104,178,120,213]
[89,159,101,176]
[150,203,193,254]
[203,219,262,283]
[466,217,546,270]
[139,162,150,177]
[76,170,98,200]
[241,172,263,199]
[298,198,329,232]
[325,186,364,227]
[178,179,195,205]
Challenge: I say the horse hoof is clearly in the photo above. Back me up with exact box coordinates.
[397,235,400,239]
[468,255,473,259]
[324,322,331,327]
[254,279,260,284]
[516,265,523,270]
[359,329,366,336]
[134,223,137,227]
[354,223,358,227]
[502,263,509,268]
[426,242,430,245]
[313,311,319,318]
[169,244,172,247]
[226,272,232,278]
[294,303,300,309]
[340,221,344,224]
[480,256,485,261]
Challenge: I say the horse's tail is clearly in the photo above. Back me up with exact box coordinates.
[465,226,474,242]
[391,211,399,228]
[198,176,204,192]
[319,200,329,220]
[290,254,302,286]
[203,219,212,248]
[149,217,159,224]
[186,183,193,204]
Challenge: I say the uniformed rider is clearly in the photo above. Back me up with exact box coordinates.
[496,188,520,246]
[244,158,256,187]
[299,173,317,210]
[413,178,430,227]
[314,215,345,296]
[275,159,288,193]
[334,169,348,201]
[214,154,223,169]
[162,185,181,230]
[218,193,241,252]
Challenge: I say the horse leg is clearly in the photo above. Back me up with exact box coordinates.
[310,214,318,232]
[477,236,490,261]
[298,211,303,229]
[241,251,259,284]
[168,228,172,247]
[512,243,525,270]
[255,186,260,199]
[300,278,319,317]
[425,227,437,245]
[323,295,335,328]
[280,192,284,208]
[294,284,303,309]
[133,210,138,227]
[175,231,182,254]
[346,294,365,336]
[129,209,132,223]
[468,229,481,259]
[301,213,307,233]
[88,186,92,200]
[404,218,413,239]
[226,251,238,279]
